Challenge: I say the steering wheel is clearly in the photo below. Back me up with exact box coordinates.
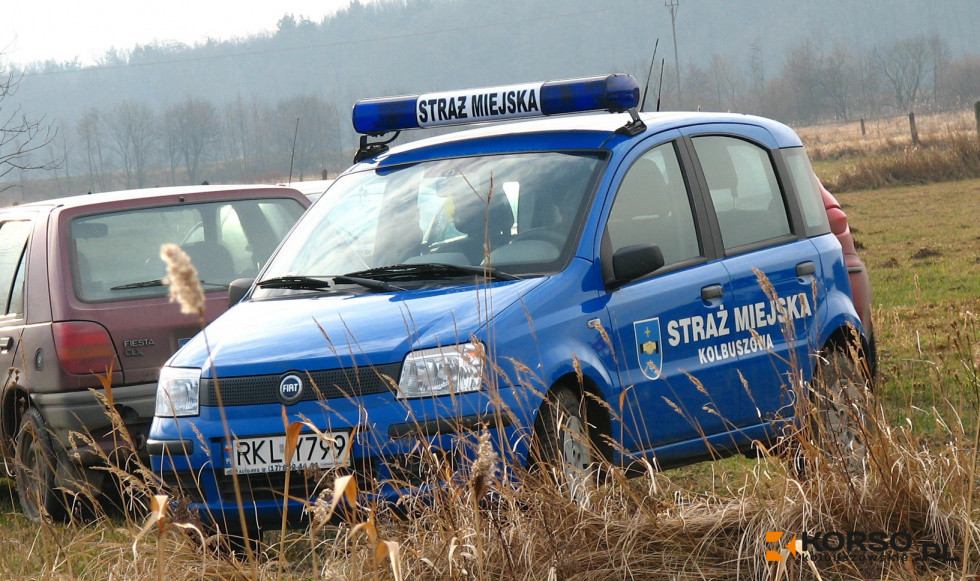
[511,227,565,248]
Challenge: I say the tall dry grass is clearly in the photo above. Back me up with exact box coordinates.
[829,134,980,192]
[5,178,979,580]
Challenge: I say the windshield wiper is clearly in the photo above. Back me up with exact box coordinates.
[110,279,166,290]
[255,275,332,290]
[110,279,228,291]
[332,275,405,292]
[342,263,519,284]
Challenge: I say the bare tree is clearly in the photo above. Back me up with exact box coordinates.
[1,63,57,192]
[927,33,951,105]
[267,95,339,181]
[709,54,744,112]
[822,46,854,120]
[872,35,931,111]
[164,97,221,184]
[75,108,113,192]
[106,101,157,189]
[782,40,824,123]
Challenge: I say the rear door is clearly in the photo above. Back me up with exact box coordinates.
[685,131,821,427]
[602,137,744,452]
[0,217,35,390]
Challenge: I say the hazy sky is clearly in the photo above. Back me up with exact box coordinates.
[0,0,371,66]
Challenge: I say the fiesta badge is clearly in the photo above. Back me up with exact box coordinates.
[279,373,304,404]
[633,317,663,380]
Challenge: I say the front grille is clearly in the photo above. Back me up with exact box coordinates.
[202,363,401,406]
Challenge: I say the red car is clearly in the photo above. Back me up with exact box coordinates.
[0,184,309,520]
[820,180,877,376]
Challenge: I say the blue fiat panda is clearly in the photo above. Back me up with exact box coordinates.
[149,74,869,533]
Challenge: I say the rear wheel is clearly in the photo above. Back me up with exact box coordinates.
[809,348,872,477]
[15,407,68,521]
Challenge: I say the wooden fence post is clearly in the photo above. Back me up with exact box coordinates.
[975,100,979,141]
[909,111,919,145]
[860,118,866,136]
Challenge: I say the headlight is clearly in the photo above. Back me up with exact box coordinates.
[398,342,484,399]
[155,367,201,417]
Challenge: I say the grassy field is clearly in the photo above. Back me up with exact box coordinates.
[2,173,979,578]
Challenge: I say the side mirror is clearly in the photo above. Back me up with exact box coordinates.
[228,278,254,307]
[611,244,665,287]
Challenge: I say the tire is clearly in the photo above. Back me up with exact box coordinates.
[533,386,597,498]
[15,407,68,522]
[809,348,872,477]
[217,524,264,561]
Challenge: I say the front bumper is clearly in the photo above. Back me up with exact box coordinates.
[149,386,529,528]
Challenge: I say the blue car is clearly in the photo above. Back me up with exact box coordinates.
[149,75,869,534]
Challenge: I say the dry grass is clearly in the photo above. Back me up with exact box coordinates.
[798,108,980,192]
[3,178,980,579]
[797,109,976,161]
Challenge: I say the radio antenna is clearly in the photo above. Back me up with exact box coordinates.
[656,59,666,112]
[287,116,300,184]
[639,38,660,112]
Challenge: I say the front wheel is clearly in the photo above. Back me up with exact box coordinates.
[15,407,68,522]
[533,386,598,498]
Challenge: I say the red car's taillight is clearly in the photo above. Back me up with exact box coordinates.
[826,206,849,236]
[52,321,118,375]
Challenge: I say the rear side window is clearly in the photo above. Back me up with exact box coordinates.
[71,198,305,302]
[783,147,831,234]
[692,136,791,250]
[0,221,32,315]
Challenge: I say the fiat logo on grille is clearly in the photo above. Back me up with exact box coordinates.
[279,374,304,404]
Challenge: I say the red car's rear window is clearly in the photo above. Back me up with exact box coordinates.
[70,198,304,302]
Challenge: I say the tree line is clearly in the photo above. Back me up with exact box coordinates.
[2,24,977,203]
[666,33,977,124]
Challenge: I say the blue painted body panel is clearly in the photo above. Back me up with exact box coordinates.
[149,105,863,525]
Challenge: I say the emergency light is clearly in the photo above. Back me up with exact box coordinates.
[352,74,640,135]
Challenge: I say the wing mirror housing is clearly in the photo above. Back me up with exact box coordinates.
[609,244,665,289]
[228,278,254,307]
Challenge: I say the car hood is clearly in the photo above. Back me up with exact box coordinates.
[169,278,546,377]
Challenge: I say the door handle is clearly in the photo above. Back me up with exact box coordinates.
[0,337,12,351]
[796,261,816,277]
[701,284,724,301]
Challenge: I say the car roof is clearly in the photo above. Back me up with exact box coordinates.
[277,180,334,196]
[11,184,306,212]
[358,110,802,170]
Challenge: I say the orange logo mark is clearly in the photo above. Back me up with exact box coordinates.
[765,531,798,561]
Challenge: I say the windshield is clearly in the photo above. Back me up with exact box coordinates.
[255,151,604,295]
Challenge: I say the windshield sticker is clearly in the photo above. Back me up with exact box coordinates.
[634,317,663,380]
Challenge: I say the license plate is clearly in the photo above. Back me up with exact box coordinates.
[224,431,352,475]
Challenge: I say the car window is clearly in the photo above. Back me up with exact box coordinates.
[783,147,831,233]
[607,142,701,266]
[0,221,32,315]
[692,135,791,250]
[71,198,305,302]
[258,151,604,289]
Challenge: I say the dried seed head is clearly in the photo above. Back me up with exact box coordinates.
[470,430,497,498]
[160,243,205,322]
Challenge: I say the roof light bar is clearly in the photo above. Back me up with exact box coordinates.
[352,74,640,135]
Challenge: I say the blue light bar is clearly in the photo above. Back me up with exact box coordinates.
[352,74,640,135]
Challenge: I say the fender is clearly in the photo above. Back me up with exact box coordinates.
[811,286,866,355]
